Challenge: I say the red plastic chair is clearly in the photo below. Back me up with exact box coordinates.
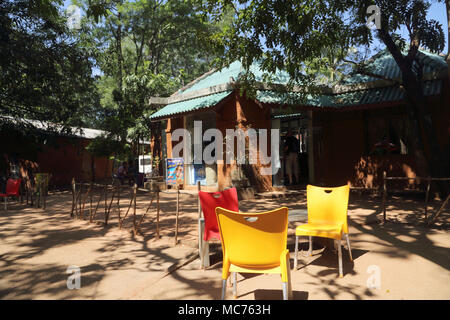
[198,188,238,268]
[0,178,21,210]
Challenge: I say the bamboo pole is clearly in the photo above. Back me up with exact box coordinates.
[43,180,47,210]
[428,194,450,226]
[382,171,387,223]
[424,177,431,221]
[174,185,180,246]
[197,181,201,219]
[26,178,29,206]
[104,183,107,219]
[119,188,135,229]
[89,182,93,220]
[132,184,137,231]
[37,180,41,209]
[156,189,160,239]
[91,185,105,222]
[105,188,116,226]
[116,184,120,226]
[81,183,91,220]
[135,191,155,235]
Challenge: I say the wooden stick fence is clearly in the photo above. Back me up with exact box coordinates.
[381,171,450,225]
[69,179,197,245]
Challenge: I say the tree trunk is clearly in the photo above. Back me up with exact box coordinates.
[446,0,450,79]
[378,28,449,198]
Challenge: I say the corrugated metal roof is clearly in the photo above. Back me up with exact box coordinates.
[150,49,446,120]
[150,91,232,120]
[259,79,442,108]
[342,49,447,85]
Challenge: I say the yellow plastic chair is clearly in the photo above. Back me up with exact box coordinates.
[215,206,293,300]
[294,184,353,277]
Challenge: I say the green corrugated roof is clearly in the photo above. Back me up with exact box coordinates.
[258,79,442,108]
[150,91,232,120]
[150,49,446,120]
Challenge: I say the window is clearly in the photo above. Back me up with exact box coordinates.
[368,116,409,155]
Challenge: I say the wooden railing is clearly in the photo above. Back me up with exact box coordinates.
[382,171,450,225]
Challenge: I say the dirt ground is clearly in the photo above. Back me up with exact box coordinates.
[0,186,449,300]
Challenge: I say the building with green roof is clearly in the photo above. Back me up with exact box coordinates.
[149,49,449,193]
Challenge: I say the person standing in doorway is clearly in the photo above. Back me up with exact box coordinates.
[284,129,300,185]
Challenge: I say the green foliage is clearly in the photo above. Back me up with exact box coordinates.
[0,0,100,133]
[76,0,221,156]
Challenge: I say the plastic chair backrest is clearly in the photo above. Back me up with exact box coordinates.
[199,188,238,241]
[6,179,21,196]
[216,207,288,268]
[307,184,350,233]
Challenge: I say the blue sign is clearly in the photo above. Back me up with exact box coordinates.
[166,158,184,185]
[194,164,206,184]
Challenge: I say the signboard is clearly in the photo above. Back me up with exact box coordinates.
[193,163,206,184]
[166,158,184,185]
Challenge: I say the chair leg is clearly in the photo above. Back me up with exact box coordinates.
[345,233,353,261]
[338,239,343,278]
[204,241,210,268]
[4,197,7,210]
[232,272,237,298]
[198,220,203,269]
[286,253,293,300]
[221,279,227,300]
[294,235,299,270]
[308,236,313,256]
[282,282,289,300]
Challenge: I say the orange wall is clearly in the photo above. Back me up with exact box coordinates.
[312,91,450,189]
[36,137,113,185]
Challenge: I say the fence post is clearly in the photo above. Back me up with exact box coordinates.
[424,177,431,221]
[132,184,137,230]
[175,184,180,246]
[197,181,201,219]
[156,188,160,239]
[382,171,387,223]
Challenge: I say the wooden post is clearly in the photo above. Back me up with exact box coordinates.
[424,177,431,221]
[26,178,29,206]
[104,183,107,219]
[105,188,116,226]
[43,180,47,210]
[91,185,105,222]
[89,182,93,220]
[382,171,387,223]
[71,178,75,217]
[81,183,91,220]
[116,184,120,225]
[37,180,41,209]
[156,189,160,239]
[175,185,180,246]
[132,184,137,231]
[119,188,134,229]
[197,181,201,219]
[428,194,450,226]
